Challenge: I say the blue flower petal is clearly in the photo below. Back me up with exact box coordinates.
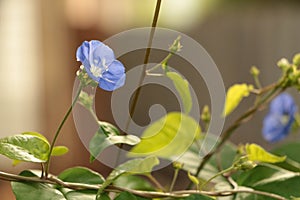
[262,93,297,142]
[99,60,126,91]
[262,114,290,142]
[91,41,115,67]
[76,41,90,67]
[269,93,297,115]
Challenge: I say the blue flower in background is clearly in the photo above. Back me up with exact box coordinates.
[76,40,125,91]
[262,93,297,142]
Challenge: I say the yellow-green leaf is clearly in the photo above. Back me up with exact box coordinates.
[223,84,253,116]
[166,72,192,114]
[188,171,199,186]
[129,112,201,159]
[51,146,69,156]
[246,143,286,163]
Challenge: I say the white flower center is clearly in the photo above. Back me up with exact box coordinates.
[90,64,103,78]
[90,58,109,78]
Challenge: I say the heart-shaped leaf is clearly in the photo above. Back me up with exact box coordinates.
[129,112,201,159]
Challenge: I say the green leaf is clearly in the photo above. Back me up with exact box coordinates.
[188,172,199,186]
[51,146,69,156]
[98,156,159,195]
[11,170,65,200]
[22,132,49,145]
[236,165,300,199]
[64,190,98,200]
[97,193,111,200]
[89,129,140,162]
[98,121,120,136]
[113,175,154,191]
[0,134,50,163]
[272,142,300,171]
[114,191,150,200]
[223,84,253,116]
[58,167,105,185]
[245,144,286,163]
[166,72,192,114]
[129,112,201,159]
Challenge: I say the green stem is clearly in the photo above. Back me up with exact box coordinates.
[146,174,165,192]
[44,84,83,177]
[169,168,179,192]
[115,0,162,166]
[145,52,174,74]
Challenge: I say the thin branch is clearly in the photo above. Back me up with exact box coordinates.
[0,170,286,200]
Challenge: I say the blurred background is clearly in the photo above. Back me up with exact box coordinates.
[1,0,300,199]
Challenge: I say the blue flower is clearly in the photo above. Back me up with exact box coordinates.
[262,93,297,142]
[76,40,126,91]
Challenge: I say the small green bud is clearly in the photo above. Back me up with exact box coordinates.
[78,91,94,109]
[239,160,257,171]
[277,58,290,70]
[250,66,260,76]
[201,105,211,124]
[173,162,184,169]
[293,53,300,67]
[169,36,182,53]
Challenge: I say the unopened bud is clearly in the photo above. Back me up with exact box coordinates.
[240,161,257,171]
[169,36,182,53]
[277,58,290,70]
[293,53,300,67]
[173,162,184,169]
[201,105,211,124]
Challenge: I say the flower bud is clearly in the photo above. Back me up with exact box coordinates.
[293,53,300,67]
[169,36,182,53]
[277,58,290,70]
[201,105,211,124]
[173,162,184,169]
[240,160,257,171]
[250,66,260,76]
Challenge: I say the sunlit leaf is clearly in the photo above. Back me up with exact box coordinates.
[166,71,192,114]
[223,84,253,116]
[0,134,50,163]
[188,171,199,186]
[246,143,286,163]
[129,112,201,159]
[22,132,49,145]
[51,146,69,156]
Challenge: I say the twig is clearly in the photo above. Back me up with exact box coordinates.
[0,170,286,200]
